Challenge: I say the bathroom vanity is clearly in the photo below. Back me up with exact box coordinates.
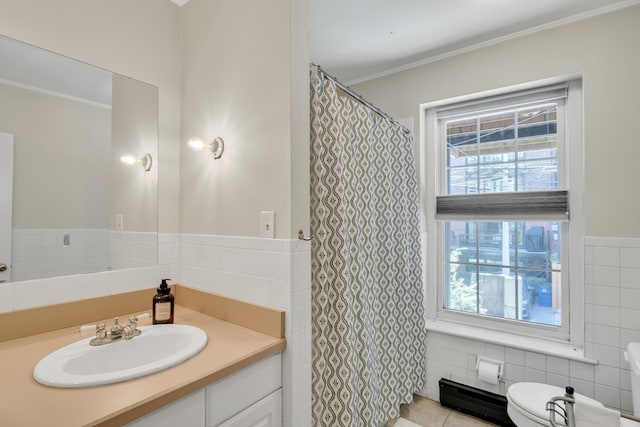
[0,285,286,426]
[127,354,282,427]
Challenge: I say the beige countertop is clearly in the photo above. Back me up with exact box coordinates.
[0,285,286,427]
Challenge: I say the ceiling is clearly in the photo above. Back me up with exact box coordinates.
[309,0,639,84]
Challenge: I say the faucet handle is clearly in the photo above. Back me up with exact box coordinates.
[123,325,135,340]
[96,323,107,339]
[110,317,124,338]
[135,313,151,322]
[76,323,107,336]
[124,315,143,340]
[76,324,97,334]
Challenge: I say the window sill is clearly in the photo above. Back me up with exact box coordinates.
[425,318,597,364]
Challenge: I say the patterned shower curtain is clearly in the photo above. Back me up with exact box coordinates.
[310,65,427,427]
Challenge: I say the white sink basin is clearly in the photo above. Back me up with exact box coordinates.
[33,324,207,388]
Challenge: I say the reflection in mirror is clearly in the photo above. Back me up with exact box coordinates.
[0,34,158,283]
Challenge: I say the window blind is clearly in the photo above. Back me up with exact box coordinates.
[436,190,569,221]
[436,85,568,121]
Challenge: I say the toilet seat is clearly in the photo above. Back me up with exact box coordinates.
[507,382,604,426]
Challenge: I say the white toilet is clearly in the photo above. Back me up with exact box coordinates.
[506,343,640,427]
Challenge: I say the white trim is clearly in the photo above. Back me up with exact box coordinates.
[420,77,584,348]
[0,133,13,284]
[425,319,596,364]
[0,77,111,109]
[346,0,640,86]
[566,79,585,349]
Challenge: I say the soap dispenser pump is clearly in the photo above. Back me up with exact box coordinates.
[153,279,174,324]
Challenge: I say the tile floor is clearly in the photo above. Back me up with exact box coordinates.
[386,395,499,427]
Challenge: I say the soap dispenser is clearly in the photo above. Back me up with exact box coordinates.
[153,279,174,324]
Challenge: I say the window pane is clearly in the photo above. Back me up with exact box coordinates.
[478,160,516,193]
[447,165,476,195]
[518,157,558,191]
[445,221,477,314]
[444,103,559,196]
[444,220,561,326]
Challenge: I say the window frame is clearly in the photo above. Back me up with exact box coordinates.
[421,76,584,354]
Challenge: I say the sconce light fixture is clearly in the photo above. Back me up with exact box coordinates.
[120,153,152,171]
[187,136,224,159]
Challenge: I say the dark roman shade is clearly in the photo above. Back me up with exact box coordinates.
[436,190,569,221]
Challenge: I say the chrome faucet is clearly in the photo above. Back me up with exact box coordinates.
[110,317,124,339]
[79,313,150,346]
[547,386,576,427]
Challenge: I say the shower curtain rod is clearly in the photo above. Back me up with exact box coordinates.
[312,64,411,134]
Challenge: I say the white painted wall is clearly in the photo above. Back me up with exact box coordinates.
[179,0,309,239]
[0,81,110,229]
[111,74,158,233]
[0,0,182,235]
[177,2,310,424]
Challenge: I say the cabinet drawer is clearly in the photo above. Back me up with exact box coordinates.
[207,354,281,426]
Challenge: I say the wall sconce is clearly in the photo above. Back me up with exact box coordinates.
[187,137,224,159]
[120,153,152,171]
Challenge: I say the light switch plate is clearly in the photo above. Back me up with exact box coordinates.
[260,211,275,238]
[115,214,124,231]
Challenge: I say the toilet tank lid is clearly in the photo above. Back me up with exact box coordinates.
[507,382,603,422]
[627,343,640,374]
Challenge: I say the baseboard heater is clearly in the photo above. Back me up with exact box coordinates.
[439,378,516,426]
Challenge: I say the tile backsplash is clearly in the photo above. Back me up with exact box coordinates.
[9,228,156,282]
[423,236,640,415]
[176,234,312,427]
[11,228,110,281]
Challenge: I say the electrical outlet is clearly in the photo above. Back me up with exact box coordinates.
[260,211,275,238]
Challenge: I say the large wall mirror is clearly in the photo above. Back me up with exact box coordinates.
[0,34,158,283]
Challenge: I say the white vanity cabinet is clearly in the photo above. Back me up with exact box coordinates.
[206,354,282,426]
[125,389,206,427]
[218,389,281,427]
[126,354,282,427]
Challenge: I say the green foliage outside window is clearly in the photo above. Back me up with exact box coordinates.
[447,249,477,313]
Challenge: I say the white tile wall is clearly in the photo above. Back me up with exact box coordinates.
[0,265,167,313]
[110,231,158,270]
[11,228,111,281]
[174,234,312,427]
[9,228,158,282]
[422,236,640,415]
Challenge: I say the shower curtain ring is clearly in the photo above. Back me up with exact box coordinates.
[298,229,313,241]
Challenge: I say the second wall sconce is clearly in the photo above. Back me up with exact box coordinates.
[120,153,152,171]
[187,137,224,159]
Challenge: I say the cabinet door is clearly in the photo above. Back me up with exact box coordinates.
[125,389,205,427]
[218,389,281,427]
[207,354,281,426]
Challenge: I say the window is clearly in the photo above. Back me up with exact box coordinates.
[423,79,583,345]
